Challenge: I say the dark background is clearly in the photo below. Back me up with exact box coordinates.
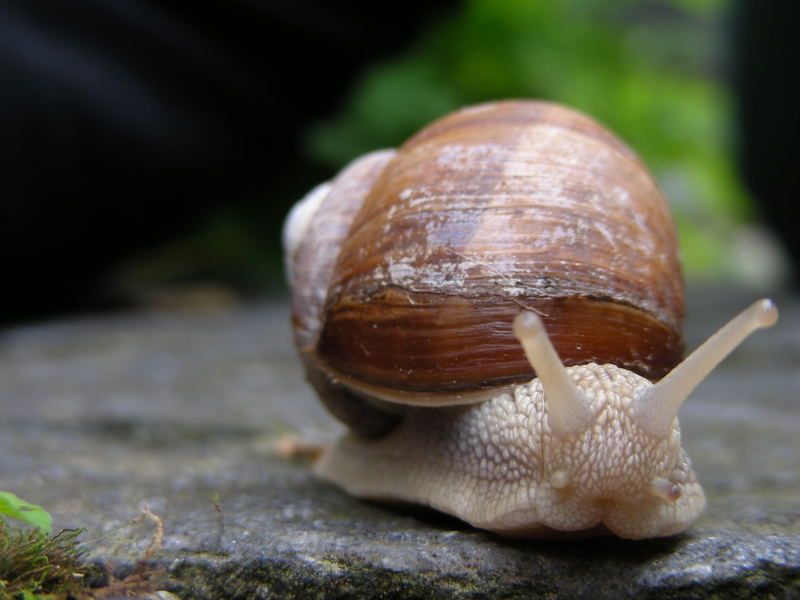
[0,0,797,325]
[0,0,460,322]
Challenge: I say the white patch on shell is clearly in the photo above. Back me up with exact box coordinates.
[435,143,500,170]
[387,261,417,283]
[282,182,331,257]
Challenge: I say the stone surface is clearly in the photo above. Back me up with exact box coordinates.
[0,290,798,599]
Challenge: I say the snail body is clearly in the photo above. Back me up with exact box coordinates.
[284,100,777,539]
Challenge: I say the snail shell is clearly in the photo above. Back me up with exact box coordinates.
[288,101,683,427]
[283,100,777,539]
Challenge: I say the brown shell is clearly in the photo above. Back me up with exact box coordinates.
[292,100,684,408]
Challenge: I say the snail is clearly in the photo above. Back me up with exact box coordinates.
[283,100,778,539]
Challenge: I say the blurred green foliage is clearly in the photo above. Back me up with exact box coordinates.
[0,491,51,534]
[307,0,756,280]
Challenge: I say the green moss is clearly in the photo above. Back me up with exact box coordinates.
[0,518,96,600]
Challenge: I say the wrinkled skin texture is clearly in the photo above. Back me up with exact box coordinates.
[315,363,705,540]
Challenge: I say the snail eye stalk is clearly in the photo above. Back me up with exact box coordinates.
[513,311,593,437]
[634,299,778,438]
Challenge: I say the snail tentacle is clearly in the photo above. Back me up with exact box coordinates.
[513,311,593,436]
[634,299,778,438]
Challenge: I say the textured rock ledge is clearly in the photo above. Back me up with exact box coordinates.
[0,290,798,599]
